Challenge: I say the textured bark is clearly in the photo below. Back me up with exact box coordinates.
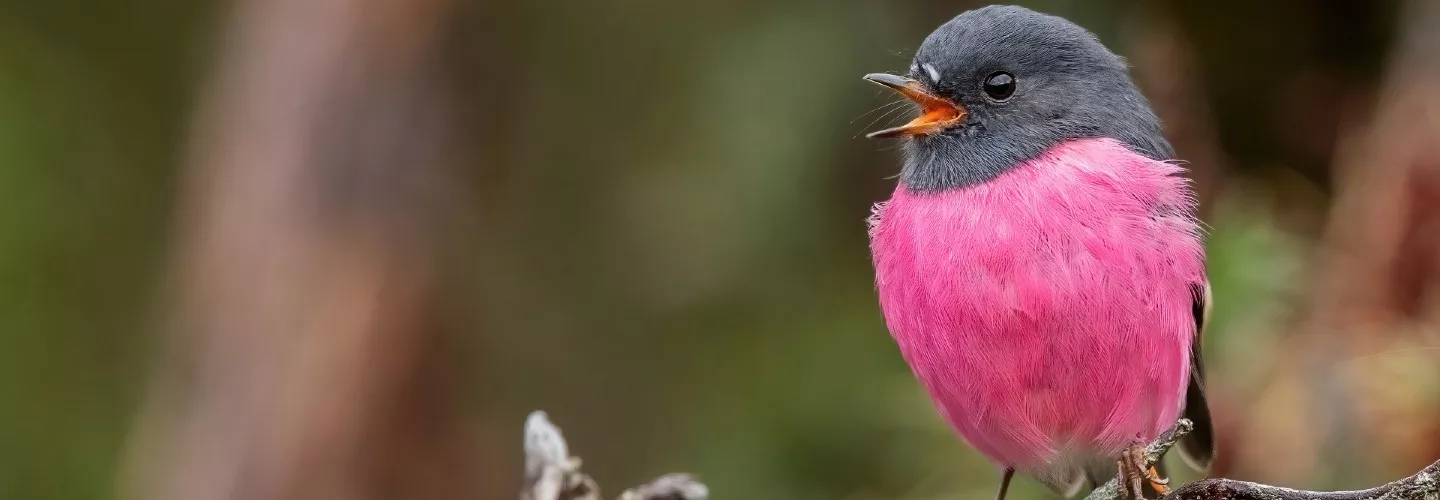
[1081,420,1440,500]
[1166,466,1440,500]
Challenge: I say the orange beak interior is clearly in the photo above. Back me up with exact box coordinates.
[863,73,967,139]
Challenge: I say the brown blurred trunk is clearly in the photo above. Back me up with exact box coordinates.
[1305,0,1440,475]
[119,0,482,499]
[1232,0,1440,485]
[1309,0,1440,333]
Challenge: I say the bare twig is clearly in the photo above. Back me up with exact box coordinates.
[617,475,711,500]
[522,411,709,500]
[1083,419,1440,500]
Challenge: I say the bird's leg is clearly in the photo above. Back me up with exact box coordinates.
[1117,444,1171,500]
[1117,445,1147,500]
[994,468,1014,500]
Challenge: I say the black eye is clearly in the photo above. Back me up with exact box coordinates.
[983,72,1016,101]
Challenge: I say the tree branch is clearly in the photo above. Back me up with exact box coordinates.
[1081,420,1440,500]
[519,412,1439,500]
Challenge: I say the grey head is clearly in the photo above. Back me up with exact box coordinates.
[864,5,1173,192]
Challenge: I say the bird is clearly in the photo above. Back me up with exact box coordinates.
[862,5,1214,500]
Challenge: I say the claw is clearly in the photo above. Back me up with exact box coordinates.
[1147,465,1171,495]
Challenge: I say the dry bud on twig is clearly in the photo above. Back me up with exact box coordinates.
[521,411,708,500]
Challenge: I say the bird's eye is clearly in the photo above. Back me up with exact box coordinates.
[983,72,1016,101]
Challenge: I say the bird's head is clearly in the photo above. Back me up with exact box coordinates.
[865,5,1173,191]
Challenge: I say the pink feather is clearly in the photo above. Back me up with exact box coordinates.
[869,138,1205,479]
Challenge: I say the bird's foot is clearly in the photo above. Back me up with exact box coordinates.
[1117,445,1145,500]
[1147,465,1171,495]
[1117,444,1169,500]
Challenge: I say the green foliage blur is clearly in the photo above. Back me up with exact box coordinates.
[1,1,210,498]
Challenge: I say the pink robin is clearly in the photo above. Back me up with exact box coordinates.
[864,5,1214,499]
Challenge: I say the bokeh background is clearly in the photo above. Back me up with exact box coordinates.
[4,0,1440,499]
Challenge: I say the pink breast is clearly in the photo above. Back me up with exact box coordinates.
[868,138,1205,469]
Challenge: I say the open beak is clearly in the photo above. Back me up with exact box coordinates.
[863,73,966,139]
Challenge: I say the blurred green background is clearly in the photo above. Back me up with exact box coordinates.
[3,0,1439,499]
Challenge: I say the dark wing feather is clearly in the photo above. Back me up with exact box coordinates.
[1177,282,1216,471]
